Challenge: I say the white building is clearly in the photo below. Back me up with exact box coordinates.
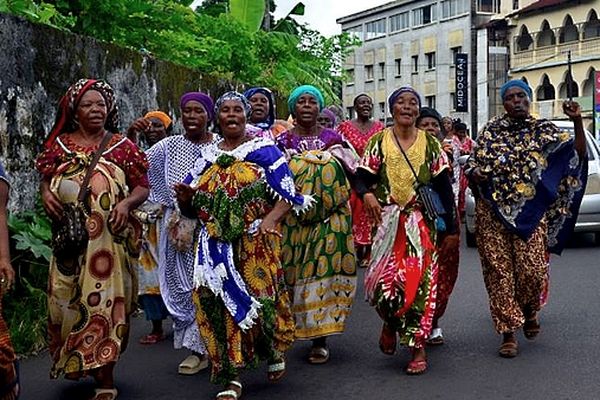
[337,0,535,131]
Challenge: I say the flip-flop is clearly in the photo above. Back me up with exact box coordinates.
[523,318,540,340]
[178,354,209,375]
[406,359,428,375]
[307,346,329,364]
[427,328,444,346]
[216,381,242,400]
[139,333,165,345]
[498,340,518,358]
[92,388,118,400]
[267,359,286,382]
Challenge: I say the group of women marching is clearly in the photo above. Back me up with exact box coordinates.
[26,76,587,400]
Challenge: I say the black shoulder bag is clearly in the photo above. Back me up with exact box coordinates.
[52,132,114,262]
[393,133,447,231]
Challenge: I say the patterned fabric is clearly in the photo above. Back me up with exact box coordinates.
[476,201,548,333]
[190,138,298,384]
[36,134,147,378]
[338,120,385,245]
[360,129,449,348]
[146,134,219,353]
[276,130,357,339]
[458,137,475,216]
[388,86,421,110]
[244,87,276,130]
[214,91,251,118]
[467,114,586,253]
[433,224,460,324]
[45,79,119,148]
[0,289,18,400]
[446,135,462,208]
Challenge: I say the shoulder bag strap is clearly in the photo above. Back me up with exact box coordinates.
[77,132,114,203]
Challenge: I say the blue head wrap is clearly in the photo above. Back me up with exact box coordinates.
[388,86,422,113]
[244,87,276,130]
[500,79,532,100]
[214,91,252,118]
[287,85,325,115]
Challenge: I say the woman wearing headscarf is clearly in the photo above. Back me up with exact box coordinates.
[36,78,149,400]
[417,107,461,346]
[356,87,457,375]
[467,79,587,358]
[317,108,337,130]
[146,92,220,374]
[454,120,475,220]
[175,92,311,400]
[276,85,358,364]
[128,111,172,345]
[337,94,385,267]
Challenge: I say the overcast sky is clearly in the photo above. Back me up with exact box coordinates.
[191,0,391,36]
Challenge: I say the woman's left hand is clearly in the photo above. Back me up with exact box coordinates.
[0,260,15,292]
[257,214,282,237]
[440,233,459,255]
[109,201,131,232]
[174,183,195,208]
[563,101,582,120]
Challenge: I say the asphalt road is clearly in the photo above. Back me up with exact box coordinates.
[19,232,600,400]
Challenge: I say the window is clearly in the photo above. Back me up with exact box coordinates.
[390,12,409,32]
[450,46,463,66]
[365,19,386,40]
[513,0,519,9]
[450,92,456,110]
[379,102,385,116]
[412,55,419,74]
[346,107,354,119]
[477,0,500,13]
[365,64,374,81]
[441,0,468,19]
[395,58,402,77]
[346,68,355,85]
[426,95,436,108]
[378,62,385,80]
[426,52,436,70]
[413,4,437,26]
[344,25,364,42]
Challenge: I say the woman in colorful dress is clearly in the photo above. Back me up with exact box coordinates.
[175,92,311,400]
[146,93,219,374]
[244,87,289,139]
[337,94,385,267]
[467,80,587,358]
[37,79,149,400]
[417,107,461,346]
[129,111,172,345]
[454,120,475,220]
[0,161,19,400]
[356,87,457,375]
[276,85,357,364]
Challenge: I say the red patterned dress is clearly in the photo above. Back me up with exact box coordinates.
[36,133,148,378]
[337,120,385,245]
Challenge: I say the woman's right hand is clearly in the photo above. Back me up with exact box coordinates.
[41,184,63,221]
[363,192,382,226]
[173,183,195,208]
[470,167,489,184]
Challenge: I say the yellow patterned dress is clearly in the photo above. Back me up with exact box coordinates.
[276,129,357,339]
[36,133,148,378]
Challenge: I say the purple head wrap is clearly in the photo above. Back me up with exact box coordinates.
[387,86,422,113]
[180,92,215,122]
[320,108,337,124]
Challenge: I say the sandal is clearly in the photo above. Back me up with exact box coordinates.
[178,354,209,375]
[92,388,118,400]
[523,317,540,340]
[379,324,396,355]
[498,339,518,358]
[216,381,242,400]
[427,328,444,346]
[267,358,286,382]
[139,333,165,345]
[406,359,428,375]
[307,346,330,364]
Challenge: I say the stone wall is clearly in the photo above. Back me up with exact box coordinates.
[0,12,230,211]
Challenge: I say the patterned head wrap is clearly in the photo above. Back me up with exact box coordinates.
[500,79,532,100]
[287,85,325,115]
[243,87,276,130]
[46,78,119,148]
[180,92,215,122]
[214,91,252,118]
[144,111,172,129]
[387,86,422,113]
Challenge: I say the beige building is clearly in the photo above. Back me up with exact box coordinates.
[506,0,599,131]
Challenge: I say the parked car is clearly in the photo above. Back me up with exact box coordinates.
[464,121,600,247]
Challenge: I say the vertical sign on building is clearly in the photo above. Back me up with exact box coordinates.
[455,53,468,112]
[595,71,600,140]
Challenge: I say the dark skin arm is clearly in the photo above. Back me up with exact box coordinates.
[0,181,15,291]
[257,200,292,238]
[109,186,149,232]
[563,101,586,159]
[174,182,196,218]
[40,177,63,221]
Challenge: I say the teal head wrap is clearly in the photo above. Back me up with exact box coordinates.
[287,85,325,115]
